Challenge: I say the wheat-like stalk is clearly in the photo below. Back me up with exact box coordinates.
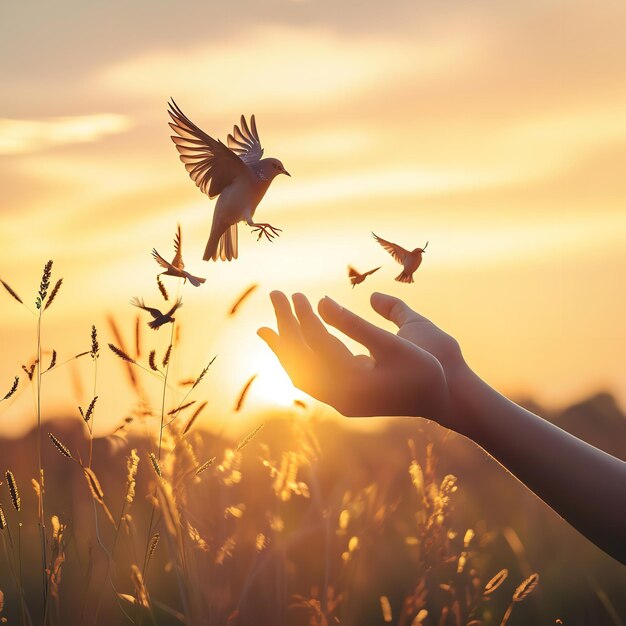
[83,467,104,503]
[0,504,7,530]
[228,283,258,316]
[156,275,169,301]
[501,573,540,626]
[2,376,19,401]
[512,573,539,602]
[190,355,217,391]
[234,374,257,412]
[236,423,264,452]
[84,397,98,422]
[183,401,207,435]
[108,343,136,363]
[195,458,216,475]
[48,433,73,460]
[149,453,162,478]
[167,401,195,416]
[5,471,20,512]
[147,533,160,561]
[148,350,158,371]
[484,568,509,595]
[162,345,172,368]
[0,278,23,304]
[126,449,140,505]
[43,278,63,311]
[90,325,99,359]
[36,260,53,309]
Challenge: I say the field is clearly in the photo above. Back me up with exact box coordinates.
[1,265,625,626]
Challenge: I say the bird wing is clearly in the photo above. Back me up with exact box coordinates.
[152,249,172,270]
[172,224,184,269]
[227,115,264,164]
[347,266,361,278]
[130,297,162,319]
[362,266,381,278]
[372,233,410,264]
[168,99,248,199]
[165,297,183,318]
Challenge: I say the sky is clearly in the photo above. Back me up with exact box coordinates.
[1,0,626,436]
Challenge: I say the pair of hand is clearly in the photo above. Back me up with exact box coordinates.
[257,292,464,430]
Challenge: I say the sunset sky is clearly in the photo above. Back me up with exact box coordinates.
[2,0,626,435]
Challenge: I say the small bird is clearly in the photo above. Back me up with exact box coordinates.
[372,233,429,284]
[152,224,206,287]
[347,265,381,288]
[168,100,290,262]
[130,297,183,330]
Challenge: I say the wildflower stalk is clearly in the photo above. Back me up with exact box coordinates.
[35,291,49,617]
[88,326,100,468]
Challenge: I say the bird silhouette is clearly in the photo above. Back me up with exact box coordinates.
[130,297,183,329]
[168,100,290,262]
[372,233,428,283]
[152,225,206,287]
[347,265,381,288]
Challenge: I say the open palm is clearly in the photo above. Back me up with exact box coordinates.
[258,292,456,423]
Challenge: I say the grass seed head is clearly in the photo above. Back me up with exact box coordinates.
[5,471,20,512]
[2,376,19,401]
[48,433,73,459]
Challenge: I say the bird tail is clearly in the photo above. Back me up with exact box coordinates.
[395,270,414,284]
[185,272,206,287]
[203,223,238,262]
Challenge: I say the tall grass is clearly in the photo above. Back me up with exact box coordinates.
[0,262,557,626]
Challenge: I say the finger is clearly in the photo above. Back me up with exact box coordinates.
[270,291,304,343]
[257,327,281,353]
[292,293,353,361]
[370,292,425,328]
[318,296,397,357]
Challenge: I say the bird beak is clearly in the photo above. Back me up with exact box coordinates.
[282,169,291,177]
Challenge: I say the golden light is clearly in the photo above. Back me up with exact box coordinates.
[245,346,307,409]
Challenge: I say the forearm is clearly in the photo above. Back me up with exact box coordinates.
[446,360,626,565]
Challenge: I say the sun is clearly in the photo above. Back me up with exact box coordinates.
[246,346,307,408]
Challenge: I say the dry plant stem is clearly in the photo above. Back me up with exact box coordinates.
[500,602,514,626]
[88,498,138,626]
[142,320,176,581]
[2,525,31,626]
[93,478,142,626]
[158,321,176,460]
[35,310,50,617]
[88,357,98,468]
[17,522,27,626]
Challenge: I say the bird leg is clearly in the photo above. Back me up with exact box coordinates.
[249,222,282,242]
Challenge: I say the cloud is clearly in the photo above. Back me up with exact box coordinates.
[0,114,131,155]
[98,25,479,114]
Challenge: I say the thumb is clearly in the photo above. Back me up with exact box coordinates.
[370,293,418,328]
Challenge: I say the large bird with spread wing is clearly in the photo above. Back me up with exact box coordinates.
[168,100,290,262]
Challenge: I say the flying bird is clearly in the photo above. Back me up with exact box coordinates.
[168,100,290,262]
[347,265,381,288]
[152,224,206,287]
[130,297,183,330]
[372,233,428,284]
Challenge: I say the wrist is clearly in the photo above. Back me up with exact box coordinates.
[439,354,480,438]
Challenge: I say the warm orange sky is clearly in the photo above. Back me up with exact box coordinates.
[2,0,626,435]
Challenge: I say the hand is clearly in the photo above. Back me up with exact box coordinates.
[257,291,459,425]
